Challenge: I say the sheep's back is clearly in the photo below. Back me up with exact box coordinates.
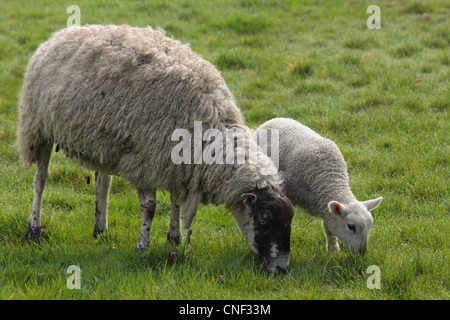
[20,25,244,186]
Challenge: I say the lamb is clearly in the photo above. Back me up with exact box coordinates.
[17,25,294,272]
[253,118,382,254]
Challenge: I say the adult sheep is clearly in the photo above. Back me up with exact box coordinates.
[17,25,294,272]
[253,118,382,254]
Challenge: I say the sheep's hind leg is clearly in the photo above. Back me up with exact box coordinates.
[93,172,111,238]
[27,144,52,242]
[135,189,156,250]
[167,195,181,245]
[180,192,201,255]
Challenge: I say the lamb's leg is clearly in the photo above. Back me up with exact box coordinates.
[135,188,156,250]
[167,195,181,245]
[27,144,52,242]
[323,222,340,253]
[93,172,111,238]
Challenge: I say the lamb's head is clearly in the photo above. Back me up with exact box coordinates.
[232,188,294,273]
[326,197,383,254]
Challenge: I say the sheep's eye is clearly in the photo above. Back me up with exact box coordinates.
[347,223,356,231]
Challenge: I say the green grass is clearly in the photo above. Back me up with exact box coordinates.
[0,0,449,300]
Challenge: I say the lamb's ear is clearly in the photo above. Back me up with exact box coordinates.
[328,201,347,216]
[241,193,257,207]
[278,171,287,192]
[361,197,383,212]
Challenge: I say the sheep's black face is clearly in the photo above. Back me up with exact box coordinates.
[237,188,294,273]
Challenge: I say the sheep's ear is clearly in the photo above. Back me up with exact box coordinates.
[328,201,346,216]
[241,193,257,207]
[361,197,383,212]
[278,171,287,192]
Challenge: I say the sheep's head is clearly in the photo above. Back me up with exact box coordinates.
[233,188,294,273]
[326,197,383,254]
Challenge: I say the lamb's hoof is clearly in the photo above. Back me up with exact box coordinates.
[26,224,41,243]
[167,232,181,246]
[326,246,340,255]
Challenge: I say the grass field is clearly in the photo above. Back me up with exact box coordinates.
[0,0,448,300]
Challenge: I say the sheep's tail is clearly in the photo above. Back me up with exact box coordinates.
[16,90,49,166]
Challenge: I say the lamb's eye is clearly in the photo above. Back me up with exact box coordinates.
[347,223,356,231]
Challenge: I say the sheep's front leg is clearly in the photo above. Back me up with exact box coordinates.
[93,172,111,238]
[135,189,156,250]
[167,195,181,245]
[323,222,340,254]
[27,144,52,242]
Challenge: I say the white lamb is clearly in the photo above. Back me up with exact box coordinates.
[253,118,382,254]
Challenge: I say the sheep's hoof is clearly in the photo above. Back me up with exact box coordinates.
[184,229,193,255]
[93,226,107,238]
[26,224,41,243]
[185,244,193,255]
[135,242,149,251]
[167,232,181,246]
[167,248,178,265]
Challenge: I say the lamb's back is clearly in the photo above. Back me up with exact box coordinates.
[257,118,352,216]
